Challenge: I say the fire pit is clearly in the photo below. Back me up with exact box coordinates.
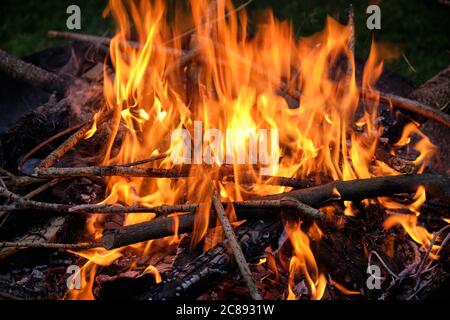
[0,0,449,302]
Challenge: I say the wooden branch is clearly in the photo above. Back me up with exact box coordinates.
[223,174,313,188]
[69,203,198,215]
[35,165,189,178]
[0,241,100,250]
[23,179,65,200]
[364,90,450,128]
[0,48,67,93]
[0,168,42,190]
[19,122,85,172]
[102,174,449,248]
[37,110,111,169]
[33,164,312,188]
[48,30,184,56]
[37,122,95,169]
[0,186,69,212]
[212,189,262,300]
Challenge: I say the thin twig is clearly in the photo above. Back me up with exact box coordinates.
[23,179,65,200]
[37,110,110,169]
[37,122,95,169]
[19,123,85,172]
[212,189,262,300]
[119,153,168,167]
[33,165,312,188]
[346,4,355,77]
[368,250,399,280]
[48,30,184,56]
[34,165,189,179]
[0,241,101,250]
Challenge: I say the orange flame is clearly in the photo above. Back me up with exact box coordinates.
[68,0,437,299]
[286,222,326,300]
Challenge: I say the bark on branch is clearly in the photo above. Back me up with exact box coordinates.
[0,48,67,93]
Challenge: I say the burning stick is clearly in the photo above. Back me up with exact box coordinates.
[101,174,449,248]
[0,241,101,250]
[37,110,111,169]
[37,122,96,169]
[33,165,313,188]
[211,189,262,300]
[19,121,85,173]
[0,48,67,93]
[0,168,42,190]
[35,165,189,178]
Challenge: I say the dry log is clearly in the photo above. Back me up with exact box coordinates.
[375,147,416,174]
[0,48,67,93]
[0,216,68,260]
[137,219,280,300]
[134,174,449,300]
[408,65,450,110]
[102,174,449,248]
[0,168,42,191]
[81,197,322,218]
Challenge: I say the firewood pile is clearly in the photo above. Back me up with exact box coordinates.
[0,1,449,300]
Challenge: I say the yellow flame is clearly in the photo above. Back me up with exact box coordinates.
[68,0,437,299]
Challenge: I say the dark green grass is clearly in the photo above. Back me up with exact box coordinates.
[0,0,448,84]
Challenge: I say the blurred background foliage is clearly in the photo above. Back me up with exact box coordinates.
[0,0,448,84]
